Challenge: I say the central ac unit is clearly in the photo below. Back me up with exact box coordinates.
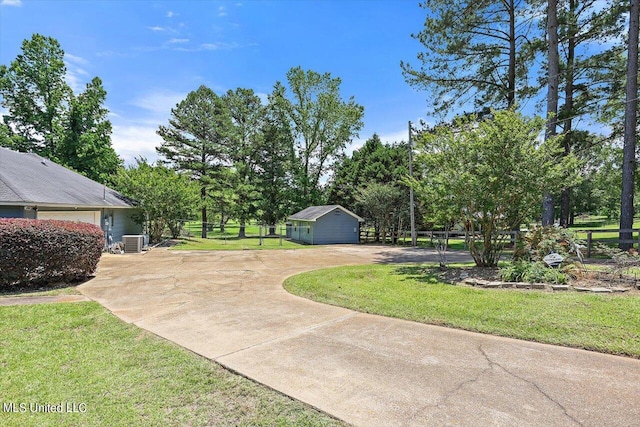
[122,235,144,253]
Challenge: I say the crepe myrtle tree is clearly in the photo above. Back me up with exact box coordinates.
[409,109,579,267]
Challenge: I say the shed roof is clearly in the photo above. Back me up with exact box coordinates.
[0,147,135,209]
[288,205,363,222]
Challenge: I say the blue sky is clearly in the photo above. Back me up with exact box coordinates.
[0,0,431,164]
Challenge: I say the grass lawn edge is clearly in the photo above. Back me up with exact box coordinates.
[283,263,640,359]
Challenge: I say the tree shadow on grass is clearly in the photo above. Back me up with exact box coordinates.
[391,265,443,284]
[370,247,474,265]
[0,278,87,296]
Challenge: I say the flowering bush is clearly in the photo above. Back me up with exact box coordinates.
[0,219,104,289]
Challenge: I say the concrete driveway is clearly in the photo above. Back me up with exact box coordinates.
[79,246,640,427]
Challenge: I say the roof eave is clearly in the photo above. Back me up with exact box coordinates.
[0,201,136,209]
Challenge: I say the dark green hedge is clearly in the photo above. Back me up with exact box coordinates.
[0,219,104,289]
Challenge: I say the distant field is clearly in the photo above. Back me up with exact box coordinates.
[183,221,288,239]
[171,236,308,251]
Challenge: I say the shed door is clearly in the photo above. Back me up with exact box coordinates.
[37,210,101,226]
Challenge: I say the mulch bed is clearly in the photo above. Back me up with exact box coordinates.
[436,265,640,295]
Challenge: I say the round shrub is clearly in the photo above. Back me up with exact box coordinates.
[499,260,567,284]
[0,219,104,289]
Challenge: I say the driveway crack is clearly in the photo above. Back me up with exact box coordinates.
[479,346,584,427]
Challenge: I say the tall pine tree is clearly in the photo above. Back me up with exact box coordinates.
[157,85,234,238]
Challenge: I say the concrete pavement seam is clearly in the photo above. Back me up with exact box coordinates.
[214,312,359,361]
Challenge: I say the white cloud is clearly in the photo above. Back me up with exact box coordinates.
[166,10,175,18]
[130,91,187,116]
[218,6,227,17]
[96,50,132,58]
[111,124,163,166]
[65,53,89,66]
[1,0,21,6]
[345,130,407,156]
[147,26,170,32]
[65,71,84,94]
[168,38,189,44]
[200,41,239,50]
[256,92,269,105]
[173,41,240,52]
[64,54,91,94]
[378,129,410,144]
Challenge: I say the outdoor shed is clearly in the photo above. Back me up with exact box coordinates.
[287,205,363,245]
[0,147,142,246]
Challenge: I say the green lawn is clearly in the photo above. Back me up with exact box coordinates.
[0,302,344,427]
[569,215,640,230]
[183,221,287,239]
[568,216,640,247]
[284,264,640,358]
[171,236,308,251]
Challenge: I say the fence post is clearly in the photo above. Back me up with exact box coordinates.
[586,231,592,258]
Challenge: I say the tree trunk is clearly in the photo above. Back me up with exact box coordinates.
[201,186,207,239]
[507,0,516,107]
[269,225,276,235]
[620,0,639,249]
[560,0,576,228]
[560,188,571,228]
[238,223,246,238]
[201,206,207,239]
[542,0,560,226]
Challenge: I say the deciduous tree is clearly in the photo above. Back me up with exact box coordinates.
[114,159,199,242]
[0,34,121,181]
[59,77,121,183]
[0,34,69,158]
[281,67,364,208]
[327,134,410,218]
[411,109,577,267]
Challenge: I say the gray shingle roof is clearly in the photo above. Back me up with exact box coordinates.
[288,205,363,222]
[0,147,134,208]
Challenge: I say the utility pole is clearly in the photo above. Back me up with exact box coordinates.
[408,121,417,247]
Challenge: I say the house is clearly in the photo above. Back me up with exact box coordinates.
[287,205,363,245]
[0,147,142,245]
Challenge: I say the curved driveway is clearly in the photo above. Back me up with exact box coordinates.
[79,246,640,427]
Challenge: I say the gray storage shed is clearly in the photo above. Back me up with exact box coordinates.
[287,205,363,245]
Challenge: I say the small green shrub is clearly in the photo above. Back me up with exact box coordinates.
[0,219,104,289]
[499,261,567,284]
[498,261,528,282]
